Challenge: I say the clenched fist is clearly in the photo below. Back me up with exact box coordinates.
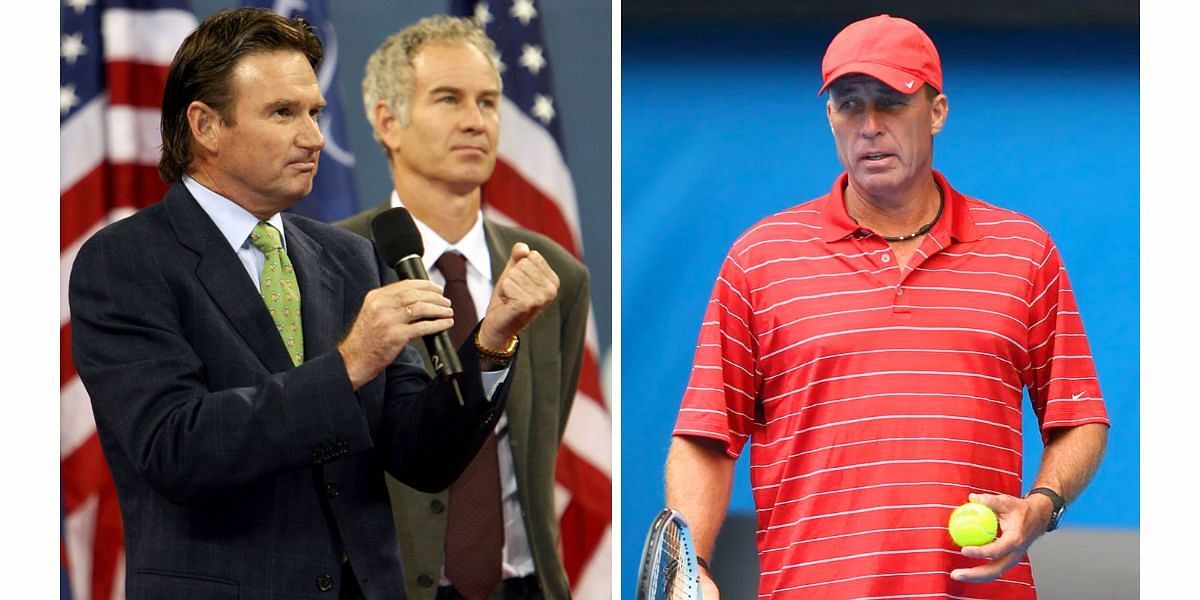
[477,242,559,351]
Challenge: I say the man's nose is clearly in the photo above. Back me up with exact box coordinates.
[860,108,884,139]
[298,115,326,151]
[460,102,486,131]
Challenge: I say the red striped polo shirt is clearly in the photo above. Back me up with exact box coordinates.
[673,171,1110,599]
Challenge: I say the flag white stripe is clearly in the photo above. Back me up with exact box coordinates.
[101,8,198,64]
[497,98,581,248]
[66,495,100,600]
[61,101,163,192]
[61,376,97,459]
[562,391,611,474]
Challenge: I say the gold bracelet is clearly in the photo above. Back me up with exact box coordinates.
[474,332,518,366]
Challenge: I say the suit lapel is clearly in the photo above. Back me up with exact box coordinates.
[165,184,294,373]
[284,217,344,359]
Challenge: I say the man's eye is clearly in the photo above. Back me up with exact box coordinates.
[479,98,496,109]
[439,96,458,104]
[274,108,291,117]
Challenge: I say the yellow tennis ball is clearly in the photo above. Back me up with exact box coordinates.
[948,501,998,547]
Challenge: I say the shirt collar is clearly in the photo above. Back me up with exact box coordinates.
[184,175,287,252]
[816,170,978,243]
[389,190,491,280]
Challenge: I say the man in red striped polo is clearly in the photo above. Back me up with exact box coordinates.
[666,14,1109,599]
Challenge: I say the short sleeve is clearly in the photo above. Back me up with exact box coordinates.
[1024,239,1110,442]
[673,252,760,458]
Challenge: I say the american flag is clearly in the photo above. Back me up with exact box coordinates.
[242,0,358,222]
[60,1,196,598]
[448,1,612,597]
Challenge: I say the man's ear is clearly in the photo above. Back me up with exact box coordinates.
[187,101,221,154]
[375,100,403,154]
[930,93,949,135]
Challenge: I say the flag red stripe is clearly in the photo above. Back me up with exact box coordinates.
[483,160,580,257]
[556,447,611,518]
[62,325,76,387]
[61,434,110,512]
[106,61,172,109]
[61,162,168,251]
[559,501,606,586]
[556,446,612,585]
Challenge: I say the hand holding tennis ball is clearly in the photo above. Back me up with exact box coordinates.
[948,501,999,547]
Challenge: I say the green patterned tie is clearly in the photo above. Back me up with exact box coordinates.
[249,221,304,366]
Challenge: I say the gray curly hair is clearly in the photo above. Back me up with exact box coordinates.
[362,15,501,146]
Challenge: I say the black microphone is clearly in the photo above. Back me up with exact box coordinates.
[371,208,465,396]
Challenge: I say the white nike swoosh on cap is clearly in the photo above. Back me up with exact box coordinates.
[905,80,915,89]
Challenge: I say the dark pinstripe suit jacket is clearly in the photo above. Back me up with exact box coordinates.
[68,183,509,599]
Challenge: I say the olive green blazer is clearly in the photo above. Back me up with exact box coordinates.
[336,202,589,599]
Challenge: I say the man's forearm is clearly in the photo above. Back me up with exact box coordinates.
[1031,422,1108,503]
[664,435,736,561]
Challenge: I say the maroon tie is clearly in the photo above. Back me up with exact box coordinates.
[437,252,503,600]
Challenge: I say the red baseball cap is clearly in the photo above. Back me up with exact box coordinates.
[818,14,942,96]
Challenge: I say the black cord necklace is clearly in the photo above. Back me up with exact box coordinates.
[854,188,944,242]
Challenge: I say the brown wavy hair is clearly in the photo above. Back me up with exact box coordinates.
[157,7,324,182]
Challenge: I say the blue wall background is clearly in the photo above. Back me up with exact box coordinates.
[621,21,1138,593]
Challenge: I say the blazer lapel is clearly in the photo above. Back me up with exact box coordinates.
[164,184,294,373]
[284,217,344,359]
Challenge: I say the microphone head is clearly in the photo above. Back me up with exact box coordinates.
[371,207,424,266]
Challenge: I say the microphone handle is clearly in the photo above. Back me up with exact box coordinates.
[392,255,465,382]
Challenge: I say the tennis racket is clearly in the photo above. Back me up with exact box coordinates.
[635,508,704,600]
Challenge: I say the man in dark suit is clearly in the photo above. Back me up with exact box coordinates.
[335,16,589,600]
[68,8,559,600]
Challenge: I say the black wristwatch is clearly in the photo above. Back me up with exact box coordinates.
[1026,487,1066,532]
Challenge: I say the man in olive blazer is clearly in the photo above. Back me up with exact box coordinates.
[338,204,587,600]
[342,18,591,598]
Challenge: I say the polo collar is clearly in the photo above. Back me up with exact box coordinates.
[817,170,979,244]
